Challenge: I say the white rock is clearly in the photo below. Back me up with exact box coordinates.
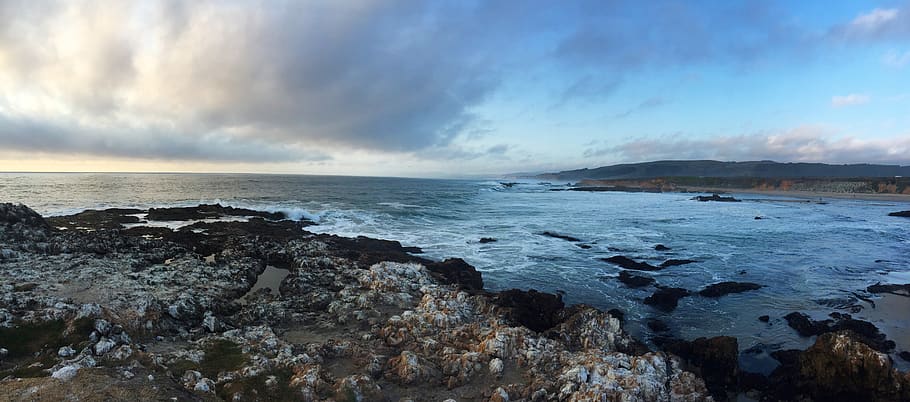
[194,378,215,393]
[122,370,135,379]
[58,346,76,358]
[202,313,217,333]
[110,345,132,360]
[489,357,504,378]
[94,319,112,335]
[94,337,116,356]
[51,365,79,381]
[0,348,9,359]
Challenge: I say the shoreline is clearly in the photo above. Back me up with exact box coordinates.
[2,202,909,401]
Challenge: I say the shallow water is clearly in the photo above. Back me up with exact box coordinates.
[240,266,291,304]
[2,173,909,366]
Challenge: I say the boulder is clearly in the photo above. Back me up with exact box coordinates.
[698,282,762,297]
[887,210,910,218]
[664,336,739,401]
[494,289,565,332]
[602,256,660,271]
[617,271,655,288]
[540,231,581,242]
[644,287,690,312]
[424,258,484,291]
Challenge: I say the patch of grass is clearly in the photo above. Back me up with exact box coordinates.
[167,339,248,379]
[216,367,297,401]
[0,318,94,378]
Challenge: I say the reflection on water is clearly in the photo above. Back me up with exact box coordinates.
[240,266,290,304]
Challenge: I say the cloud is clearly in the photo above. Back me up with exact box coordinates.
[615,97,669,118]
[829,5,910,41]
[831,94,871,107]
[0,0,506,161]
[586,126,910,165]
[883,49,910,68]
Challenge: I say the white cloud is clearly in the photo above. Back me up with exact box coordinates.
[883,49,910,68]
[849,8,899,31]
[831,94,870,107]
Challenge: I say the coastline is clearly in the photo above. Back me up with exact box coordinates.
[1,202,909,401]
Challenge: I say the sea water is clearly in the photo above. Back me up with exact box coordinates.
[2,173,908,368]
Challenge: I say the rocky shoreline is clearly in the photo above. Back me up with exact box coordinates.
[1,203,909,401]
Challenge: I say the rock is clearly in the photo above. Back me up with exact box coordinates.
[664,336,739,401]
[493,289,565,332]
[754,216,763,220]
[867,282,910,297]
[887,210,910,217]
[490,387,509,402]
[479,237,497,243]
[654,244,671,251]
[58,346,76,358]
[899,351,910,362]
[202,311,218,333]
[94,337,117,356]
[576,244,592,249]
[424,258,484,291]
[110,345,132,360]
[194,378,215,393]
[335,375,384,401]
[784,312,895,352]
[0,248,16,260]
[644,287,690,312]
[692,194,741,202]
[489,358,504,378]
[540,231,581,242]
[602,256,660,271]
[758,315,770,323]
[617,270,655,288]
[147,204,285,221]
[51,365,80,381]
[386,351,436,385]
[698,282,762,297]
[797,331,910,401]
[94,319,112,336]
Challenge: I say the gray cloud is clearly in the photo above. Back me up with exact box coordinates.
[828,4,910,41]
[587,127,910,165]
[0,112,326,163]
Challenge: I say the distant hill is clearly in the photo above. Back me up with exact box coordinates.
[535,160,910,181]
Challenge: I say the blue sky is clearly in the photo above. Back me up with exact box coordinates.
[0,0,908,176]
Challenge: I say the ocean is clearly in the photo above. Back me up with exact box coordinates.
[2,172,909,370]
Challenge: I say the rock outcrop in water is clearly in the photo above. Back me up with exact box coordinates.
[888,210,910,218]
[0,203,713,401]
[697,282,762,298]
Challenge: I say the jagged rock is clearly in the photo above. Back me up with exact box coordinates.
[51,365,80,381]
[644,287,690,312]
[654,244,671,251]
[692,194,740,202]
[617,271,655,288]
[887,210,910,218]
[386,351,437,385]
[479,237,497,243]
[493,289,564,332]
[194,378,215,393]
[867,282,910,296]
[540,231,581,242]
[784,312,895,352]
[335,375,385,401]
[602,256,660,271]
[489,357,504,378]
[698,282,762,297]
[663,336,739,400]
[659,259,697,268]
[424,258,484,291]
[798,331,910,401]
[58,346,76,358]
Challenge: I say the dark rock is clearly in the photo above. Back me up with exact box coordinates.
[316,235,426,266]
[540,231,581,242]
[659,259,697,268]
[147,204,286,221]
[867,282,910,297]
[617,271,655,288]
[797,331,910,402]
[424,258,483,291]
[46,208,142,230]
[900,351,910,362]
[607,308,625,322]
[0,203,51,230]
[478,237,497,243]
[784,312,830,337]
[758,315,770,323]
[784,312,895,352]
[647,319,669,332]
[602,256,660,271]
[654,244,671,251]
[754,216,763,220]
[888,210,910,217]
[576,244,592,249]
[692,194,741,202]
[643,287,690,312]
[493,289,565,332]
[663,336,739,401]
[698,282,762,297]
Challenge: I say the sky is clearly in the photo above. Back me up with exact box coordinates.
[0,0,909,177]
